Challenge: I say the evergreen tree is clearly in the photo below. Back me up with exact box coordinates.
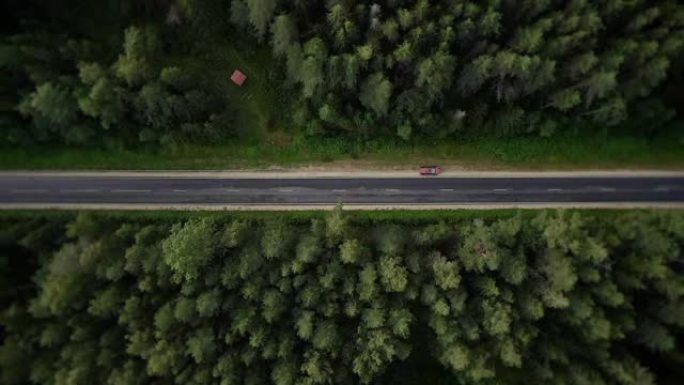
[114,26,158,86]
[246,0,277,41]
[359,72,392,116]
[3,200,684,385]
[162,218,217,282]
[271,14,298,57]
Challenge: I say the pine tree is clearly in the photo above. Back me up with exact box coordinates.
[432,255,461,290]
[340,238,363,264]
[114,26,158,86]
[300,38,327,98]
[415,51,456,99]
[246,0,277,41]
[378,255,408,292]
[4,210,684,385]
[162,218,217,282]
[459,219,501,272]
[271,14,298,57]
[196,289,221,317]
[359,72,392,116]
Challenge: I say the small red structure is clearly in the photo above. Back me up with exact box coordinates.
[230,69,247,86]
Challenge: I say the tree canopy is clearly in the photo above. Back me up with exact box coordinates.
[229,0,684,139]
[1,210,684,385]
[2,0,683,144]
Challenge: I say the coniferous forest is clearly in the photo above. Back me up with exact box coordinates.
[1,210,684,385]
[2,2,684,383]
[2,0,684,147]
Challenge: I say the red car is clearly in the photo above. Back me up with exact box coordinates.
[419,166,442,175]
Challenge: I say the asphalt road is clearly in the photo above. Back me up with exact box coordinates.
[0,174,683,206]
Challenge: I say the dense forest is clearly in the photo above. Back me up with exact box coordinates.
[2,0,684,146]
[1,210,684,385]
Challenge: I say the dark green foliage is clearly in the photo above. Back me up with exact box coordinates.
[1,210,684,385]
[4,0,684,146]
[1,3,237,147]
[234,0,684,139]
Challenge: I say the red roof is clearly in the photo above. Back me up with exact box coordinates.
[230,69,246,86]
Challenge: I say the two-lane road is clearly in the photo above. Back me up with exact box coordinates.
[0,172,683,208]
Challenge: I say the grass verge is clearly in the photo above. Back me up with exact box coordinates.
[1,127,683,170]
[0,208,677,223]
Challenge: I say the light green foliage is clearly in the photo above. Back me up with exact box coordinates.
[295,234,321,266]
[2,210,684,385]
[300,38,328,98]
[584,71,618,105]
[326,203,348,242]
[187,327,216,363]
[196,289,221,317]
[88,286,123,317]
[356,44,373,61]
[33,243,87,314]
[413,222,452,246]
[459,219,500,272]
[550,89,582,111]
[312,320,339,351]
[382,19,399,42]
[340,238,363,264]
[440,344,470,371]
[358,265,378,301]
[415,51,456,98]
[77,75,124,130]
[19,82,78,129]
[221,220,249,248]
[327,4,357,49]
[499,338,522,367]
[153,302,175,335]
[538,249,577,308]
[262,289,286,322]
[374,225,406,255]
[78,62,105,85]
[393,41,412,62]
[271,14,297,57]
[296,310,314,340]
[262,221,292,260]
[359,72,392,116]
[285,44,304,83]
[175,296,196,322]
[162,218,216,282]
[362,307,385,328]
[160,66,192,90]
[499,248,527,285]
[432,255,460,290]
[512,26,544,53]
[378,255,408,292]
[388,309,412,338]
[114,26,158,86]
[482,299,512,336]
[272,361,296,385]
[397,121,412,141]
[246,0,277,40]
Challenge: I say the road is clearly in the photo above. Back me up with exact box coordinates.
[0,172,683,208]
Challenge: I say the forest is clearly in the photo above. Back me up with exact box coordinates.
[2,0,684,147]
[1,209,684,385]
